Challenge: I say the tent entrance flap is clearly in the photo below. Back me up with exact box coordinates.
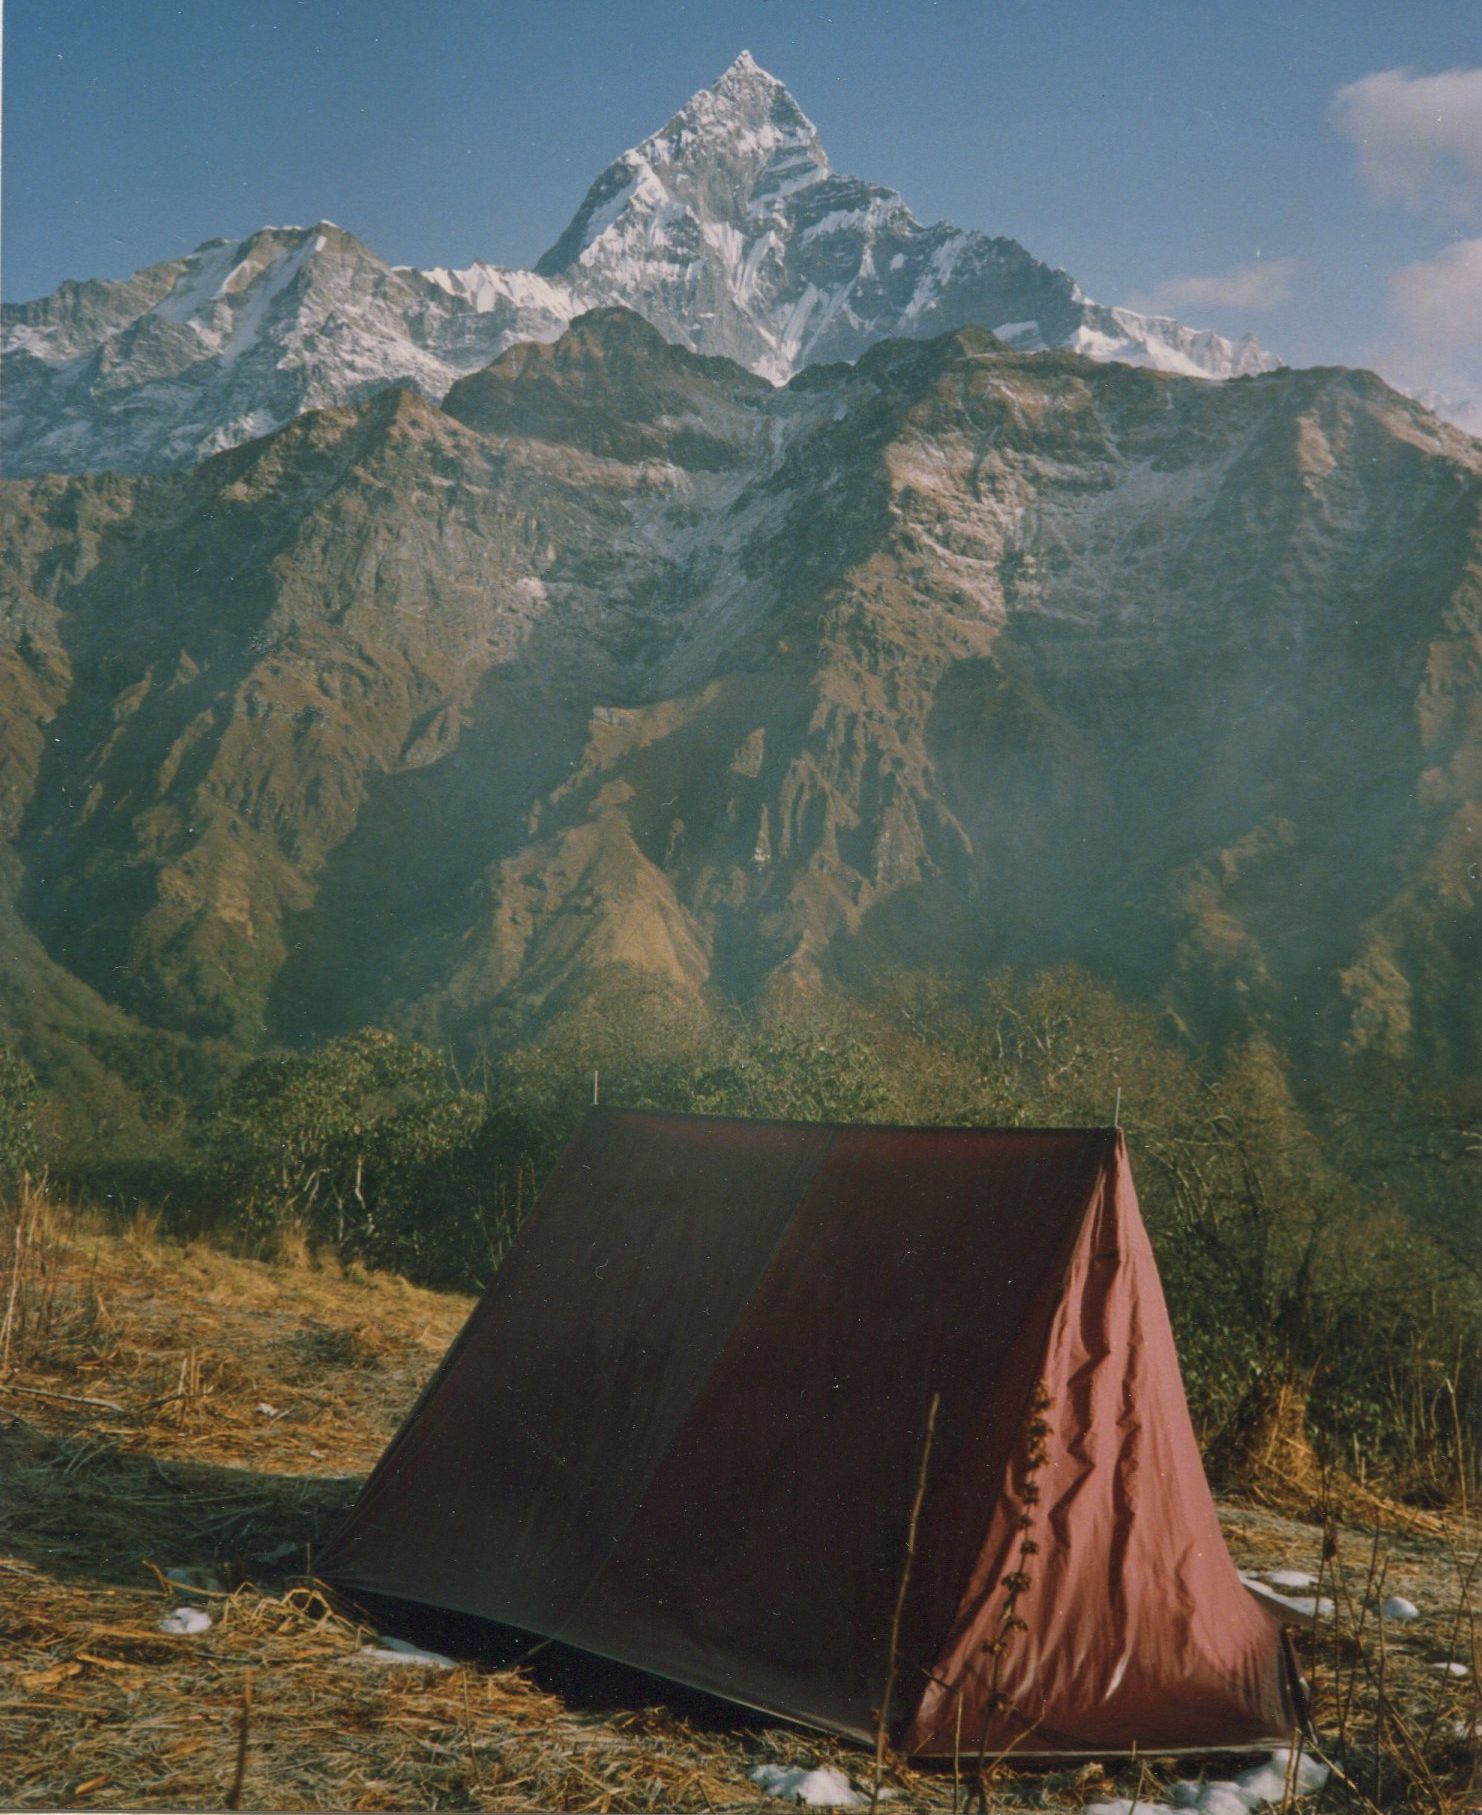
[319,1111,1300,1757]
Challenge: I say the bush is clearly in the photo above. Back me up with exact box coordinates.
[202,1028,519,1285]
[0,1044,41,1188]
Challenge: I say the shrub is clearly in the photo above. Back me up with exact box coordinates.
[202,1028,517,1285]
[0,1044,41,1188]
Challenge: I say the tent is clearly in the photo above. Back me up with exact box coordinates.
[320,1110,1301,1757]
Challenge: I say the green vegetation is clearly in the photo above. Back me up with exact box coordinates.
[11,968,1479,1506]
[199,1028,518,1284]
[0,1043,41,1187]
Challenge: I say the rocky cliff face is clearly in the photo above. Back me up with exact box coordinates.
[3,310,1477,1075]
[2,56,1276,478]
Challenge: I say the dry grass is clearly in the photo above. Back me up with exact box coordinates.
[1,1182,1478,1811]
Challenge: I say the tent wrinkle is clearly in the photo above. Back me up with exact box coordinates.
[321,1111,1300,1757]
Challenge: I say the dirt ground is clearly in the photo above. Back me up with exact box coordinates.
[1,1202,1477,1812]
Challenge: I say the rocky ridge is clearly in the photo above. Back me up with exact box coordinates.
[2,309,1477,1080]
[2,55,1278,477]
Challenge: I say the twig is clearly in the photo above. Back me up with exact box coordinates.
[1299,1736,1387,1815]
[871,1390,939,1813]
[1278,1729,1303,1815]
[1373,1596,1386,1806]
[460,1666,483,1793]
[1421,1537,1481,1761]
[974,1380,1054,1809]
[950,1686,964,1815]
[226,1669,252,1811]
[0,1381,126,1413]
[1128,1747,1148,1815]
[0,1216,24,1374]
[142,1558,234,1601]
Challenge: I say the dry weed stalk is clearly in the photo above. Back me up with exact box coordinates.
[225,1668,253,1809]
[973,1378,1054,1812]
[0,1173,67,1374]
[1302,1475,1481,1815]
[871,1389,940,1813]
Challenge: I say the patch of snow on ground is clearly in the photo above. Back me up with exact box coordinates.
[1381,1595,1419,1622]
[158,1606,212,1635]
[1088,1747,1328,1815]
[1436,1660,1470,1676]
[1238,1570,1334,1622]
[1266,1569,1316,1589]
[750,1764,862,1806]
[359,1635,455,1667]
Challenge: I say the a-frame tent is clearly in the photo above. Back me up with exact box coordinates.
[320,1110,1300,1757]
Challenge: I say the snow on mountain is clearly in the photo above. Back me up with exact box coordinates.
[534,53,1280,387]
[1,53,1279,476]
[1,223,577,476]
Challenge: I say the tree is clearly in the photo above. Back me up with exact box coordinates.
[203,1028,508,1282]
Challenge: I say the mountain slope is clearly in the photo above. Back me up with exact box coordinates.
[2,56,1277,478]
[2,311,1477,1076]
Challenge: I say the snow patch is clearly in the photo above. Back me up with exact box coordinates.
[359,1636,455,1667]
[575,155,671,252]
[159,1606,212,1636]
[1088,1748,1328,1815]
[416,263,573,320]
[1238,1572,1334,1623]
[213,235,321,368]
[1265,1569,1316,1590]
[750,1764,862,1806]
[1381,1595,1419,1622]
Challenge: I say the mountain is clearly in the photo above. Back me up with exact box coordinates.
[0,223,576,479]
[1,55,1277,478]
[3,309,1477,1083]
[524,51,1276,385]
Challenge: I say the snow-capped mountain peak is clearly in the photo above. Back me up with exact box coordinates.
[528,58,1274,387]
[649,48,830,197]
[2,55,1285,475]
[535,53,829,286]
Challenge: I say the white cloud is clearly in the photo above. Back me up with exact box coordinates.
[1367,238,1482,438]
[1127,257,1299,316]
[1331,66,1482,219]
[1390,236,1482,348]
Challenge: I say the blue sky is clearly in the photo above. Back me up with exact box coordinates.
[6,1,1480,416]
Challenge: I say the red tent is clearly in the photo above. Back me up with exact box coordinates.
[321,1111,1300,1756]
